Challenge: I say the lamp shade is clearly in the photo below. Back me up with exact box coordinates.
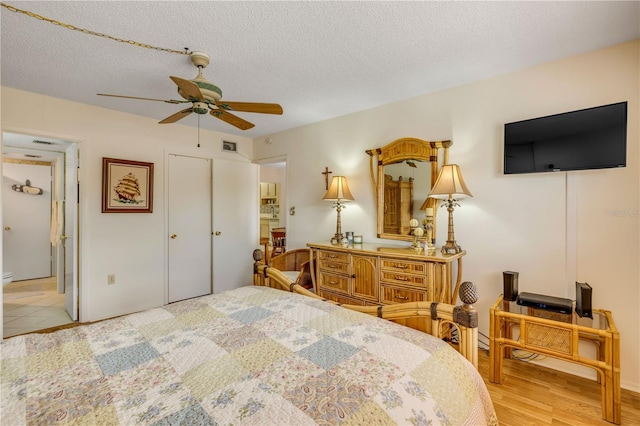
[428,164,473,200]
[323,176,354,201]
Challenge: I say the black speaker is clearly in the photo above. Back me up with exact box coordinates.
[503,271,519,301]
[575,281,593,318]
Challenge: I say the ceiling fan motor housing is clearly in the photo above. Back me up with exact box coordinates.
[186,51,223,104]
[192,80,222,103]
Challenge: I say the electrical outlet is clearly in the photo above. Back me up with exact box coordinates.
[107,274,116,285]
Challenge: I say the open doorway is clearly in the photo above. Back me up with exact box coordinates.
[2,132,79,337]
[255,156,287,263]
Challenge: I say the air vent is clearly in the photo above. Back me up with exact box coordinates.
[222,140,237,153]
[32,140,56,145]
[25,154,42,158]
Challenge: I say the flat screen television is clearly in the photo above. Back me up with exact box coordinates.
[504,102,627,174]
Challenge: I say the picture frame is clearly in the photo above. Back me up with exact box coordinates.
[102,157,154,213]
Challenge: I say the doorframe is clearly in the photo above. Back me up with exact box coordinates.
[0,127,82,331]
[254,155,288,230]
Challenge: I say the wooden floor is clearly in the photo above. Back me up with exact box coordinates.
[478,349,640,425]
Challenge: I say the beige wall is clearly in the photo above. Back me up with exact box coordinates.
[1,88,254,323]
[254,40,639,391]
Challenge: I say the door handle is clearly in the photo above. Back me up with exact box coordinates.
[60,235,68,240]
[4,226,10,231]
[170,234,177,239]
[215,231,221,236]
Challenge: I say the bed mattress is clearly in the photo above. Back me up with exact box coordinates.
[1,285,496,425]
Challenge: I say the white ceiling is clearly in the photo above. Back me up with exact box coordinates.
[1,1,639,139]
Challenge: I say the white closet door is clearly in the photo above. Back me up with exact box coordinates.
[168,154,212,303]
[212,159,258,293]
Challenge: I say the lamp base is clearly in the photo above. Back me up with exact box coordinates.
[441,239,462,255]
[330,233,344,245]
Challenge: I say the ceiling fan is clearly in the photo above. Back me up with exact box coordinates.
[98,52,283,130]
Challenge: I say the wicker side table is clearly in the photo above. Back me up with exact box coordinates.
[489,295,620,424]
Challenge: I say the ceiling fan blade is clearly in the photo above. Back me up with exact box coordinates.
[97,93,187,104]
[211,110,255,130]
[159,108,193,124]
[170,76,204,102]
[217,101,283,115]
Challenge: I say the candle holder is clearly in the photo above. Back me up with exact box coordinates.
[409,218,423,251]
[424,212,435,254]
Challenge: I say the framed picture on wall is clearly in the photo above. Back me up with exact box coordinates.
[102,157,154,213]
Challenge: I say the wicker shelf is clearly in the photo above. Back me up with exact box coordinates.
[489,295,620,424]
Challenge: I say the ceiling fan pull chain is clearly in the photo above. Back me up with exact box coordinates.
[197,115,201,148]
[0,2,190,56]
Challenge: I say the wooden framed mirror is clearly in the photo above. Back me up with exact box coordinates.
[366,137,451,242]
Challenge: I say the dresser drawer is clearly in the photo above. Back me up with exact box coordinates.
[318,250,350,263]
[381,259,427,275]
[319,260,350,274]
[319,290,365,306]
[380,284,428,304]
[380,271,427,288]
[318,271,349,295]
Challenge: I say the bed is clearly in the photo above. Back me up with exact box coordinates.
[1,259,497,425]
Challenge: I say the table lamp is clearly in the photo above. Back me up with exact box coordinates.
[323,176,354,244]
[428,164,472,254]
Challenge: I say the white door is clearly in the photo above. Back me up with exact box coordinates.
[63,144,79,320]
[212,159,258,293]
[168,154,212,303]
[2,162,52,281]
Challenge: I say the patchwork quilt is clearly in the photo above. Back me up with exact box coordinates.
[1,286,497,425]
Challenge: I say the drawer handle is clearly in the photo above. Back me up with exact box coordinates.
[394,264,408,269]
[394,275,409,281]
[328,264,339,269]
[395,294,409,301]
[327,254,339,259]
[328,280,339,286]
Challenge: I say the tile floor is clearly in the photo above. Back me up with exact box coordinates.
[3,276,74,338]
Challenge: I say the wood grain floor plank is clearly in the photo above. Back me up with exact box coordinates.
[478,350,640,425]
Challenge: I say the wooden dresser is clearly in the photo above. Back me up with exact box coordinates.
[307,242,465,306]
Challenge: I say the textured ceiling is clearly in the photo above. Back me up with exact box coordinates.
[1,1,639,139]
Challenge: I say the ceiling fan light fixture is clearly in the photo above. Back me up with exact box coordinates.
[193,102,209,115]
